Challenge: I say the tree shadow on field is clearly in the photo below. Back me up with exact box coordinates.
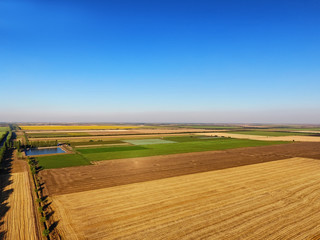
[49,220,59,232]
[0,230,7,240]
[41,195,48,202]
[46,210,55,219]
[43,201,52,211]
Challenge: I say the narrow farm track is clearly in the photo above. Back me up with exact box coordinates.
[51,158,320,239]
[40,142,320,195]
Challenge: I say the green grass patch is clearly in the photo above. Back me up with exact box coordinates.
[123,139,176,145]
[163,135,221,142]
[37,154,91,169]
[78,138,288,162]
[78,145,146,154]
[0,127,9,132]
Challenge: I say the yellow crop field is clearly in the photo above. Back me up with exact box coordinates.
[20,125,140,130]
[51,157,320,240]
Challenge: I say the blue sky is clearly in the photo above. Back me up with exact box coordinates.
[1,0,320,123]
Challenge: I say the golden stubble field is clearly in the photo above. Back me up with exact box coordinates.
[0,171,37,240]
[197,132,320,142]
[51,157,320,240]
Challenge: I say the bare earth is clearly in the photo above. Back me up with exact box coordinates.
[40,142,320,195]
[197,132,320,142]
[0,155,38,240]
[51,158,320,240]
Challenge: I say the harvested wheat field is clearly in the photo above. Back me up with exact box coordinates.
[198,132,320,142]
[0,171,37,240]
[51,158,320,240]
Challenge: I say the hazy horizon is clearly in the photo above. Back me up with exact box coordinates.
[1,1,319,123]
[2,108,320,124]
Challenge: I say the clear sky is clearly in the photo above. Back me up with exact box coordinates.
[1,0,320,123]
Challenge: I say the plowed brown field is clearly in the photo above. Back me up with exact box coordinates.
[51,158,320,240]
[40,142,320,195]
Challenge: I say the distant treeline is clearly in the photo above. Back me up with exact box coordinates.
[20,140,59,150]
[10,124,20,131]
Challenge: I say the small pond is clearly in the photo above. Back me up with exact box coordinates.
[25,147,66,156]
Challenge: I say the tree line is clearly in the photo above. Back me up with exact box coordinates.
[0,131,12,166]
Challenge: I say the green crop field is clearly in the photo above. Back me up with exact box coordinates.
[77,138,288,162]
[226,131,316,136]
[0,131,9,145]
[37,154,90,169]
[123,139,176,145]
[163,135,221,142]
[0,127,9,132]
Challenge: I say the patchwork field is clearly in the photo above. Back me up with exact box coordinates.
[26,129,217,143]
[36,137,287,169]
[40,142,320,195]
[50,158,320,239]
[77,137,287,162]
[20,125,140,130]
[12,124,320,239]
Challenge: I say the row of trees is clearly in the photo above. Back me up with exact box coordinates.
[19,140,59,151]
[28,158,52,237]
[20,131,59,150]
[9,124,20,131]
[0,131,12,167]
